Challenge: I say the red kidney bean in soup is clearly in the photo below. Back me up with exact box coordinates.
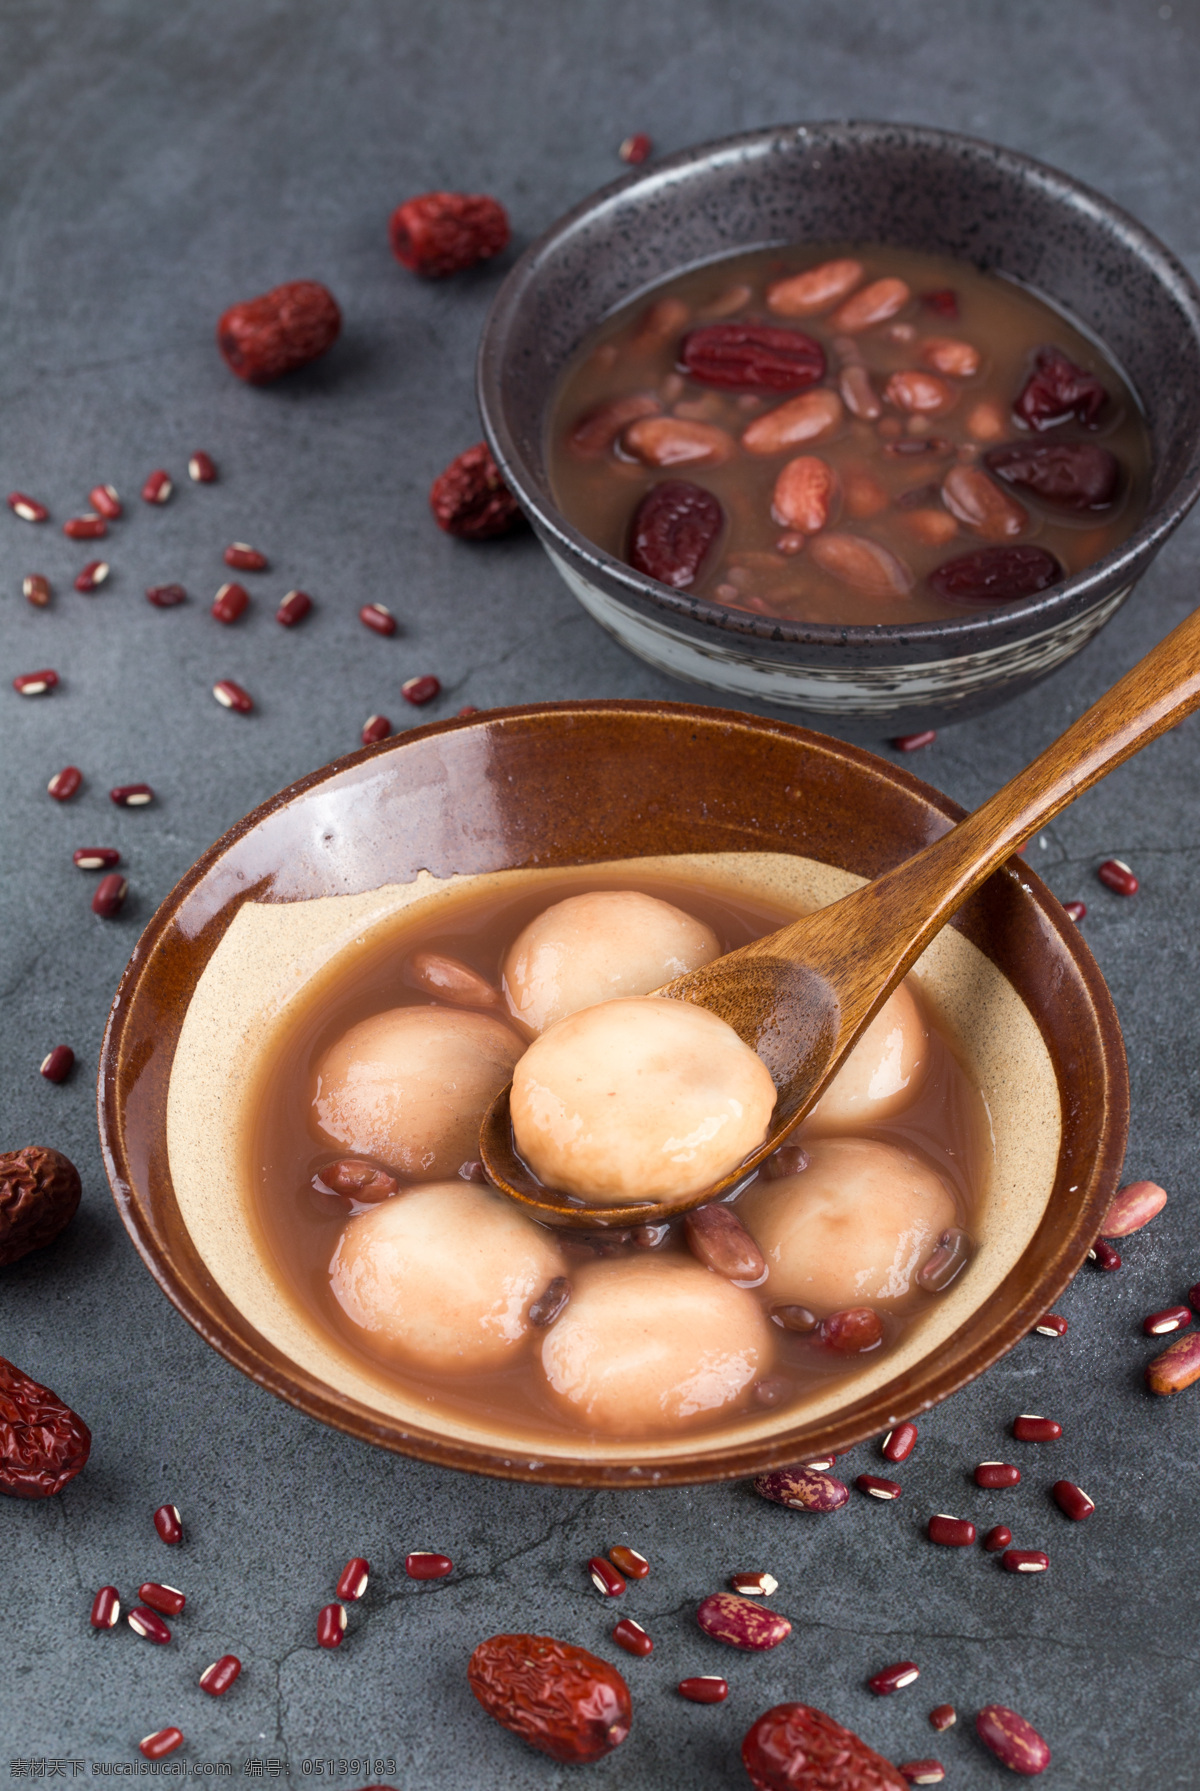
[547,243,1150,625]
[249,870,988,1449]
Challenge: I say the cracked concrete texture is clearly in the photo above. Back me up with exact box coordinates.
[2,0,1200,1783]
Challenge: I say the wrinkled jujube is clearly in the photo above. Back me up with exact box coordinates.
[467,1634,631,1764]
[985,440,1119,509]
[430,443,525,539]
[217,281,341,384]
[629,480,724,589]
[0,1357,91,1499]
[928,544,1063,605]
[1013,345,1108,430]
[742,1701,908,1790]
[680,323,826,392]
[0,1146,81,1266]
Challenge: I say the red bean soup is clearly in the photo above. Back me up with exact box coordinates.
[251,872,989,1446]
[546,244,1151,625]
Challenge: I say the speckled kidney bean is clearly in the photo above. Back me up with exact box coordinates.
[753,1465,849,1513]
[1101,1179,1167,1237]
[975,1704,1051,1775]
[1145,1332,1200,1395]
[696,1592,791,1651]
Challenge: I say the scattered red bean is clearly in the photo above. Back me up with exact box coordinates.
[316,1602,346,1648]
[818,1305,882,1352]
[359,602,397,637]
[188,452,217,484]
[91,874,128,918]
[678,1677,728,1704]
[1013,1414,1062,1442]
[893,728,937,751]
[90,1586,120,1629]
[317,1159,399,1202]
[928,1514,976,1547]
[74,848,120,870]
[754,1466,849,1512]
[697,1591,791,1651]
[213,679,253,713]
[111,783,153,807]
[402,674,441,706]
[609,1546,649,1580]
[146,583,187,607]
[976,1704,1051,1776]
[138,1729,183,1761]
[1050,1480,1095,1522]
[612,1617,653,1656]
[276,589,312,626]
[730,1571,777,1596]
[457,704,480,717]
[1089,1237,1122,1271]
[49,766,83,801]
[24,574,51,607]
[618,133,653,164]
[389,192,510,277]
[898,1760,945,1784]
[1097,857,1138,895]
[141,469,173,505]
[929,1705,956,1731]
[199,1655,241,1696]
[1145,1305,1191,1337]
[153,1503,183,1544]
[772,1303,817,1332]
[1102,1178,1168,1237]
[74,560,109,592]
[336,1557,369,1601]
[89,485,122,520]
[1002,1549,1049,1574]
[40,1046,74,1083]
[128,1605,171,1644]
[430,442,525,539]
[218,281,341,383]
[361,714,391,745]
[856,1474,902,1501]
[405,1551,453,1579]
[223,542,268,572]
[800,1455,837,1471]
[63,514,106,540]
[1062,900,1087,922]
[1145,1331,1200,1395]
[868,1660,919,1695]
[975,1462,1021,1489]
[13,669,58,696]
[916,1226,970,1292]
[588,1556,626,1598]
[212,581,249,624]
[685,1202,766,1282]
[139,1582,186,1616]
[1034,1313,1068,1337]
[882,1422,919,1462]
[982,1524,1012,1553]
[8,492,48,522]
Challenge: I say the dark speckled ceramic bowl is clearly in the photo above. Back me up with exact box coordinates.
[479,121,1200,729]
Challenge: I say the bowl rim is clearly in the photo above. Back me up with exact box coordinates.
[478,118,1200,652]
[98,699,1128,1485]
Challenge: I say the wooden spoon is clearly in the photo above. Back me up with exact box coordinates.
[481,603,1200,1227]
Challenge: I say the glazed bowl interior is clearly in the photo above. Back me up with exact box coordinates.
[99,703,1127,1485]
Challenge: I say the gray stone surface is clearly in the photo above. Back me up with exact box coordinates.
[1,0,1198,1783]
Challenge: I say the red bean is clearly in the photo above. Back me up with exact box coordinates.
[976,1705,1051,1776]
[89,485,123,519]
[405,1551,453,1579]
[729,1571,777,1596]
[893,729,936,751]
[223,542,268,571]
[13,669,58,696]
[74,560,109,591]
[403,674,441,706]
[335,1557,369,1601]
[40,1046,75,1084]
[609,1546,649,1580]
[818,1306,882,1352]
[898,1760,944,1784]
[982,1524,1012,1553]
[916,1226,970,1292]
[1051,1480,1095,1521]
[361,714,391,745]
[929,1704,956,1730]
[23,574,49,606]
[855,1474,902,1501]
[1191,1283,1200,1316]
[1144,1305,1191,1337]
[678,1677,728,1704]
[48,767,82,801]
[1063,900,1087,922]
[772,1303,818,1332]
[974,1462,1020,1489]
[92,873,128,918]
[1002,1549,1049,1574]
[188,452,218,484]
[868,1660,919,1695]
[1034,1312,1068,1337]
[928,1514,975,1547]
[618,132,652,164]
[138,1729,183,1761]
[881,1422,918,1462]
[111,783,153,806]
[128,1605,171,1643]
[213,679,253,713]
[1097,857,1138,895]
[1089,1238,1122,1271]
[74,848,120,870]
[154,1503,183,1544]
[142,469,173,504]
[588,1557,626,1597]
[8,492,49,522]
[139,1582,186,1616]
[90,1586,120,1629]
[276,589,312,626]
[146,584,187,607]
[612,1617,653,1656]
[1013,1414,1062,1441]
[199,1655,241,1696]
[316,1602,346,1648]
[212,581,249,624]
[359,602,397,636]
[63,514,106,540]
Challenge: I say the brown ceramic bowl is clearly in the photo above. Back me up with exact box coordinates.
[98,701,1126,1486]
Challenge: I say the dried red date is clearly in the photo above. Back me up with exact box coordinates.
[467,1634,631,1764]
[389,192,510,277]
[680,323,825,392]
[0,1147,82,1266]
[928,544,1063,605]
[0,1356,91,1499]
[217,280,341,384]
[430,443,525,540]
[984,440,1119,509]
[629,480,723,589]
[742,1702,908,1790]
[1014,345,1108,430]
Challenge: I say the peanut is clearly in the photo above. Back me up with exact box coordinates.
[831,277,911,332]
[741,389,843,454]
[903,507,959,545]
[884,370,957,414]
[839,363,882,419]
[941,464,1027,539]
[771,455,837,533]
[766,258,864,317]
[921,335,982,378]
[622,416,733,467]
[809,532,914,597]
[965,399,1007,440]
